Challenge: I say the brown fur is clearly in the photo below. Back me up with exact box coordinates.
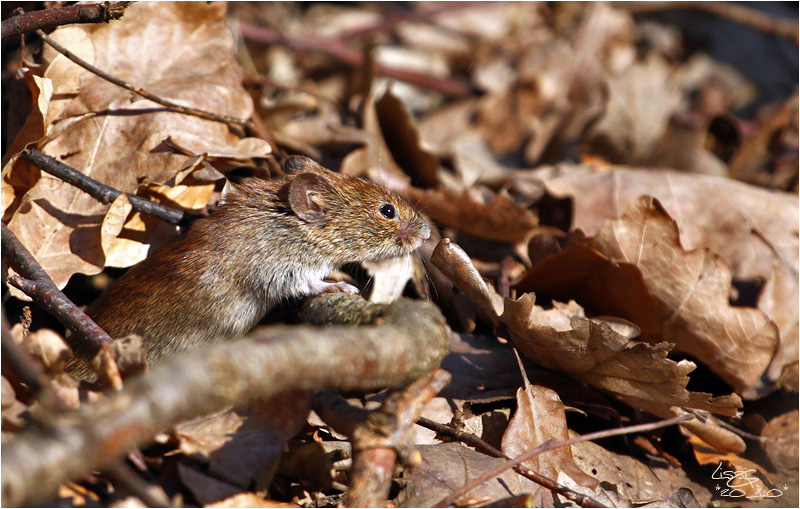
[69,157,429,379]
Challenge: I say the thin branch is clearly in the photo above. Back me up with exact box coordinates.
[1,294,451,507]
[1,224,121,387]
[238,22,473,97]
[36,30,254,131]
[416,417,604,508]
[1,2,131,42]
[434,414,694,507]
[20,149,194,227]
[619,1,798,45]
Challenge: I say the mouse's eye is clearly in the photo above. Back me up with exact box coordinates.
[379,203,396,219]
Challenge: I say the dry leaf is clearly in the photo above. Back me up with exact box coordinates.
[174,391,310,493]
[5,2,267,290]
[23,328,71,373]
[177,463,242,506]
[585,53,684,163]
[394,442,522,507]
[688,434,777,499]
[363,255,415,304]
[535,165,798,282]
[583,196,779,395]
[501,294,742,417]
[762,410,798,472]
[400,186,539,244]
[502,383,599,504]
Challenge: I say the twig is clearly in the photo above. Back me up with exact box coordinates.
[345,369,451,507]
[20,149,194,227]
[417,417,604,508]
[1,2,131,42]
[1,294,450,507]
[619,1,798,45]
[434,414,694,507]
[36,30,254,131]
[238,22,472,97]
[1,224,121,389]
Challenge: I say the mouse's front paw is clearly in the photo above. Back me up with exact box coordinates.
[309,280,360,295]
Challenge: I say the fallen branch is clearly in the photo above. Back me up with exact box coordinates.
[37,29,254,131]
[1,223,121,391]
[345,369,451,507]
[1,2,131,42]
[20,148,194,227]
[1,294,451,507]
[434,414,694,507]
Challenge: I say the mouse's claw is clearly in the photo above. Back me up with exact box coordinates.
[309,280,360,295]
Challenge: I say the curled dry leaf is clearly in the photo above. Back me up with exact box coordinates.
[374,89,440,189]
[582,196,779,396]
[4,2,270,290]
[501,294,742,418]
[515,243,663,342]
[2,69,51,220]
[534,165,797,387]
[430,239,504,319]
[430,239,742,419]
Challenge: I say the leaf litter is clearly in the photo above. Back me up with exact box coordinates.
[2,1,797,508]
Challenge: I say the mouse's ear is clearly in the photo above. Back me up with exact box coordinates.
[283,155,318,174]
[288,172,333,222]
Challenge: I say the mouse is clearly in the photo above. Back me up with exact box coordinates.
[68,156,430,379]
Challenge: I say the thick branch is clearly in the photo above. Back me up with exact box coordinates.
[20,149,193,227]
[1,294,450,507]
[1,2,131,42]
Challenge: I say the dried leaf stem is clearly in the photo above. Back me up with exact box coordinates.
[20,149,193,227]
[1,2,131,42]
[1,294,450,507]
[434,414,694,507]
[416,417,604,508]
[36,29,254,131]
[238,22,472,97]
